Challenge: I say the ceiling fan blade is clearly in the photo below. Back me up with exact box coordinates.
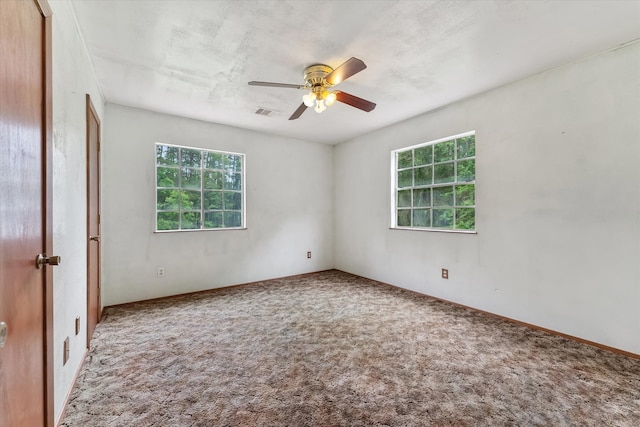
[289,102,308,120]
[335,91,376,112]
[325,57,367,85]
[248,81,304,89]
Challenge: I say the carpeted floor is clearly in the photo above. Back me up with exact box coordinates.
[61,270,640,426]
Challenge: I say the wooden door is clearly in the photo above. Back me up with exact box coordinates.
[86,95,101,344]
[0,1,53,426]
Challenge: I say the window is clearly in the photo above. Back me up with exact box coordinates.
[392,131,475,231]
[155,143,245,231]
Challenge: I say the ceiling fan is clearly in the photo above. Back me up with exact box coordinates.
[248,57,376,120]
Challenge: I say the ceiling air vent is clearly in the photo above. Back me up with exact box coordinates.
[255,108,273,117]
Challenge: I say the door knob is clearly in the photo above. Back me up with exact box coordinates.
[89,236,100,242]
[36,253,61,269]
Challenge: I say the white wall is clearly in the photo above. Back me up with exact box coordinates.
[102,105,334,306]
[50,0,105,422]
[334,42,640,355]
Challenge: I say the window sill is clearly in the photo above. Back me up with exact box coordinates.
[390,227,477,234]
[154,227,248,233]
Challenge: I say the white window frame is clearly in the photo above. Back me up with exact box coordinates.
[390,131,476,233]
[155,143,246,232]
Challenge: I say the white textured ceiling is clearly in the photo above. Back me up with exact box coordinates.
[69,0,640,144]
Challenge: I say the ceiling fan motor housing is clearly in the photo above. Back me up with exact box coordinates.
[304,64,334,89]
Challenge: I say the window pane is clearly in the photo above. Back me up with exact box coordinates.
[457,159,475,182]
[397,189,411,208]
[433,209,454,228]
[156,145,179,166]
[413,188,430,207]
[397,169,412,188]
[414,166,432,186]
[203,170,223,190]
[224,212,242,227]
[181,168,201,190]
[225,155,242,173]
[181,211,201,229]
[224,192,242,210]
[397,209,411,227]
[156,145,245,232]
[433,186,454,207]
[157,212,179,230]
[224,173,242,191]
[157,167,179,187]
[414,146,432,166]
[455,208,475,230]
[413,209,431,227]
[457,135,475,159]
[204,211,223,228]
[157,189,179,210]
[455,184,475,206]
[434,140,455,163]
[204,152,224,170]
[392,133,475,231]
[180,190,201,210]
[181,148,201,168]
[434,163,455,184]
[203,191,222,210]
[397,151,412,169]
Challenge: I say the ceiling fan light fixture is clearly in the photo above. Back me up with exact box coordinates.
[324,91,337,106]
[302,92,316,107]
[314,99,326,113]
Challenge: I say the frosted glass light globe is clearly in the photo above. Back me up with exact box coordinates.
[302,92,316,107]
[325,91,337,106]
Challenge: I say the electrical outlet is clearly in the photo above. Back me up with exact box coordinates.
[75,316,80,335]
[63,337,70,365]
[157,267,165,277]
[307,251,311,259]
[441,268,449,279]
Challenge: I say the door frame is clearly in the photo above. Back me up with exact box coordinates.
[36,0,54,424]
[86,94,102,346]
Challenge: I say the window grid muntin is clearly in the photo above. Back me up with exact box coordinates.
[156,143,245,232]
[392,132,475,231]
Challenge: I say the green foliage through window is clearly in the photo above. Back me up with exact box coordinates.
[393,132,475,231]
[156,143,244,231]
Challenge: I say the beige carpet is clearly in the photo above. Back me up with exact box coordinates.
[61,270,640,426]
